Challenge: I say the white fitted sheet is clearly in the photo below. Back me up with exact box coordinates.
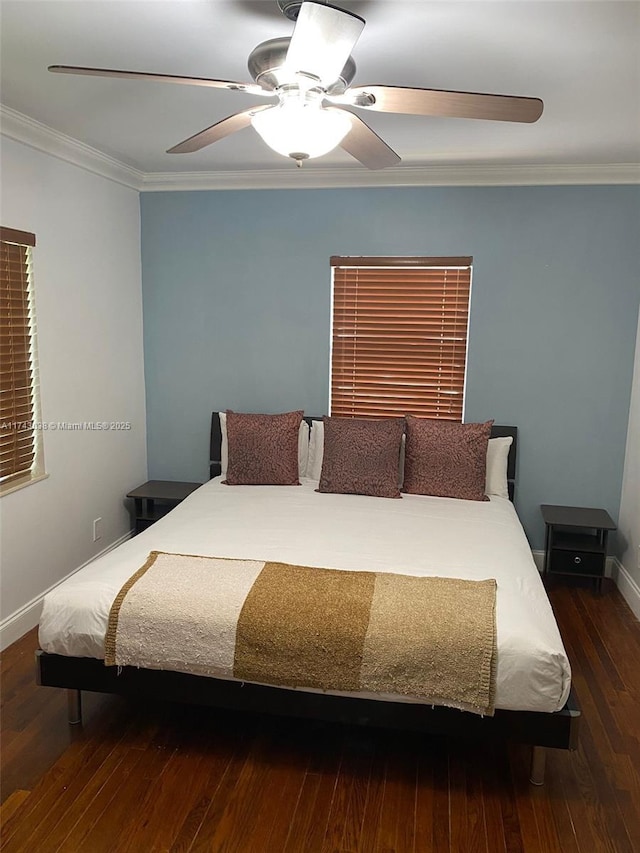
[39,478,571,713]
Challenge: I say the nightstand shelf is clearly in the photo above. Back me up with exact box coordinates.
[127,480,202,534]
[541,504,616,592]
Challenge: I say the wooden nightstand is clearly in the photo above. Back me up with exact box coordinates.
[127,480,202,534]
[541,504,616,592]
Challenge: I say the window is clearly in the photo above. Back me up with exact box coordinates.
[1,226,45,494]
[330,256,472,421]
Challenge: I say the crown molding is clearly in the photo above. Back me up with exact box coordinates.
[2,105,639,192]
[0,104,144,190]
[140,162,640,191]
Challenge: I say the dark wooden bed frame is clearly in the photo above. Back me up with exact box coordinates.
[36,414,580,785]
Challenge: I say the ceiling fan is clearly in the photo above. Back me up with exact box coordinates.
[48,0,543,170]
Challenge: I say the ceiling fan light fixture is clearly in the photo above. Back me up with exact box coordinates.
[251,99,352,161]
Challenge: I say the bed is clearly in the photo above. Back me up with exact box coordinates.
[36,413,580,785]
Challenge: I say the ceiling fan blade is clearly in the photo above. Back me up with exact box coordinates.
[48,65,269,97]
[340,85,543,123]
[167,106,273,154]
[285,2,365,87]
[329,109,400,170]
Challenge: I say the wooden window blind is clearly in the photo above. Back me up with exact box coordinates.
[1,227,37,485]
[330,256,472,421]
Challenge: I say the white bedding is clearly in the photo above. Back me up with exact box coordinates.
[39,478,571,713]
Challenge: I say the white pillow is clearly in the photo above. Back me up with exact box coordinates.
[485,436,513,498]
[310,421,512,497]
[219,412,310,478]
[306,419,325,480]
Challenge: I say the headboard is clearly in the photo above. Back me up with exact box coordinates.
[209,413,517,501]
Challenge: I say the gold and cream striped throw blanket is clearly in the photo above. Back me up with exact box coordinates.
[105,551,498,716]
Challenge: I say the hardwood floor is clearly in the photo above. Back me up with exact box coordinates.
[1,578,639,852]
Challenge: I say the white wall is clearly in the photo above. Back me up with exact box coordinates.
[0,137,147,647]
[617,306,640,617]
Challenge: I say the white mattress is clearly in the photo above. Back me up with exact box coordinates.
[39,478,571,713]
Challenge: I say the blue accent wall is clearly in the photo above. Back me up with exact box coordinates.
[140,185,640,549]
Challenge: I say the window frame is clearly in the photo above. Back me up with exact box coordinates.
[329,255,473,421]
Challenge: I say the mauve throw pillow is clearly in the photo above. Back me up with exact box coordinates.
[224,410,303,486]
[403,416,494,501]
[318,416,405,498]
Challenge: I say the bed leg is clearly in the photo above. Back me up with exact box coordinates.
[529,746,546,785]
[67,689,82,725]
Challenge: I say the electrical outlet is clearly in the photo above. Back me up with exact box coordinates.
[93,517,102,542]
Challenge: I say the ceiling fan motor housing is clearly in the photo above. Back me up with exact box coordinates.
[248,37,356,94]
[277,0,304,21]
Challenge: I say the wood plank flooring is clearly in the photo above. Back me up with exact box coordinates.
[1,578,639,852]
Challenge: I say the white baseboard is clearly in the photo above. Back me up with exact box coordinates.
[612,558,640,621]
[0,530,133,651]
[532,550,545,572]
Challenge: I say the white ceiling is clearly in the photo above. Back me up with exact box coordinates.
[1,0,639,179]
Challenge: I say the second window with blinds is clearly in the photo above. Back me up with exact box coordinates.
[1,226,45,495]
[330,256,472,421]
